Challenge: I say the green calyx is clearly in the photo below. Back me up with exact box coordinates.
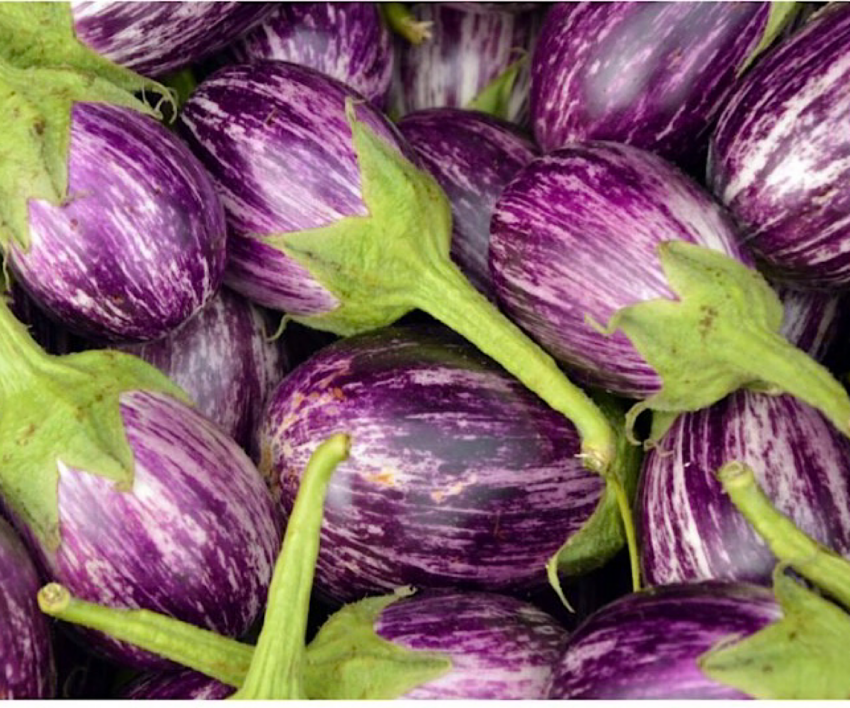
[0,297,188,550]
[380,3,433,45]
[737,2,800,78]
[39,434,452,700]
[697,462,850,698]
[270,97,617,475]
[547,392,643,608]
[598,241,850,445]
[0,2,173,254]
[465,52,527,122]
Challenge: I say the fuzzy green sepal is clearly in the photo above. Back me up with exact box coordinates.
[737,2,800,77]
[465,52,527,121]
[598,241,850,444]
[0,59,165,253]
[304,589,453,699]
[0,298,188,550]
[699,566,850,699]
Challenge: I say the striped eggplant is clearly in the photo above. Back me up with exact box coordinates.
[258,325,608,602]
[120,670,233,700]
[548,581,780,699]
[489,140,850,441]
[0,298,279,668]
[639,390,850,586]
[0,517,55,699]
[114,592,568,700]
[118,288,288,452]
[531,3,796,168]
[39,435,568,700]
[709,4,850,288]
[229,3,394,107]
[7,278,78,357]
[776,285,844,362]
[70,1,272,77]
[5,101,227,343]
[397,108,537,298]
[179,59,621,477]
[389,3,541,124]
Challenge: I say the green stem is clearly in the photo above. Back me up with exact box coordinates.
[729,329,850,439]
[0,294,44,395]
[718,461,850,609]
[412,259,617,475]
[232,433,351,700]
[610,477,640,592]
[380,3,432,44]
[37,583,251,687]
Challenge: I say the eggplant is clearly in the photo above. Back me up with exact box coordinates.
[0,298,279,667]
[709,5,850,288]
[531,3,795,168]
[40,435,568,700]
[5,100,227,343]
[389,3,540,123]
[229,3,393,107]
[180,59,620,480]
[70,1,272,77]
[0,517,55,699]
[776,285,844,362]
[397,108,537,298]
[489,141,850,441]
[547,581,780,699]
[639,390,850,586]
[258,325,622,603]
[118,288,288,452]
[120,670,232,700]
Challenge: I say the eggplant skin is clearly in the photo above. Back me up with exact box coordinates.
[71,1,273,77]
[0,518,55,699]
[179,61,406,315]
[230,3,394,107]
[490,141,748,398]
[119,669,232,700]
[398,108,537,300]
[260,325,603,603]
[531,3,774,167]
[118,288,288,452]
[639,390,850,587]
[709,5,850,288]
[16,391,279,669]
[548,581,779,699]
[377,591,568,699]
[8,103,227,344]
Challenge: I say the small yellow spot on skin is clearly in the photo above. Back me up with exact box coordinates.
[366,468,396,487]
[331,387,345,401]
[430,475,477,503]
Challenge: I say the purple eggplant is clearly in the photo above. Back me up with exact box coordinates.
[229,3,393,107]
[6,102,227,343]
[390,3,540,123]
[40,434,567,700]
[709,5,850,288]
[0,517,55,699]
[397,108,537,298]
[117,288,288,452]
[120,670,233,700]
[0,298,279,668]
[548,581,780,699]
[531,3,795,168]
[639,390,850,586]
[776,285,844,362]
[69,1,272,77]
[259,325,610,602]
[180,59,621,477]
[489,140,850,440]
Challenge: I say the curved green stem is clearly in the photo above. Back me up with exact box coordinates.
[610,477,640,592]
[730,329,850,440]
[718,461,850,609]
[380,3,432,44]
[412,259,617,475]
[232,433,351,700]
[37,583,251,687]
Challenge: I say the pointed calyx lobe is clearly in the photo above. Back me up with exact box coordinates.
[0,3,171,253]
[602,241,850,442]
[0,297,187,550]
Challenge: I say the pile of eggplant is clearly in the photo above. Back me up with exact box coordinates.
[3,0,850,700]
